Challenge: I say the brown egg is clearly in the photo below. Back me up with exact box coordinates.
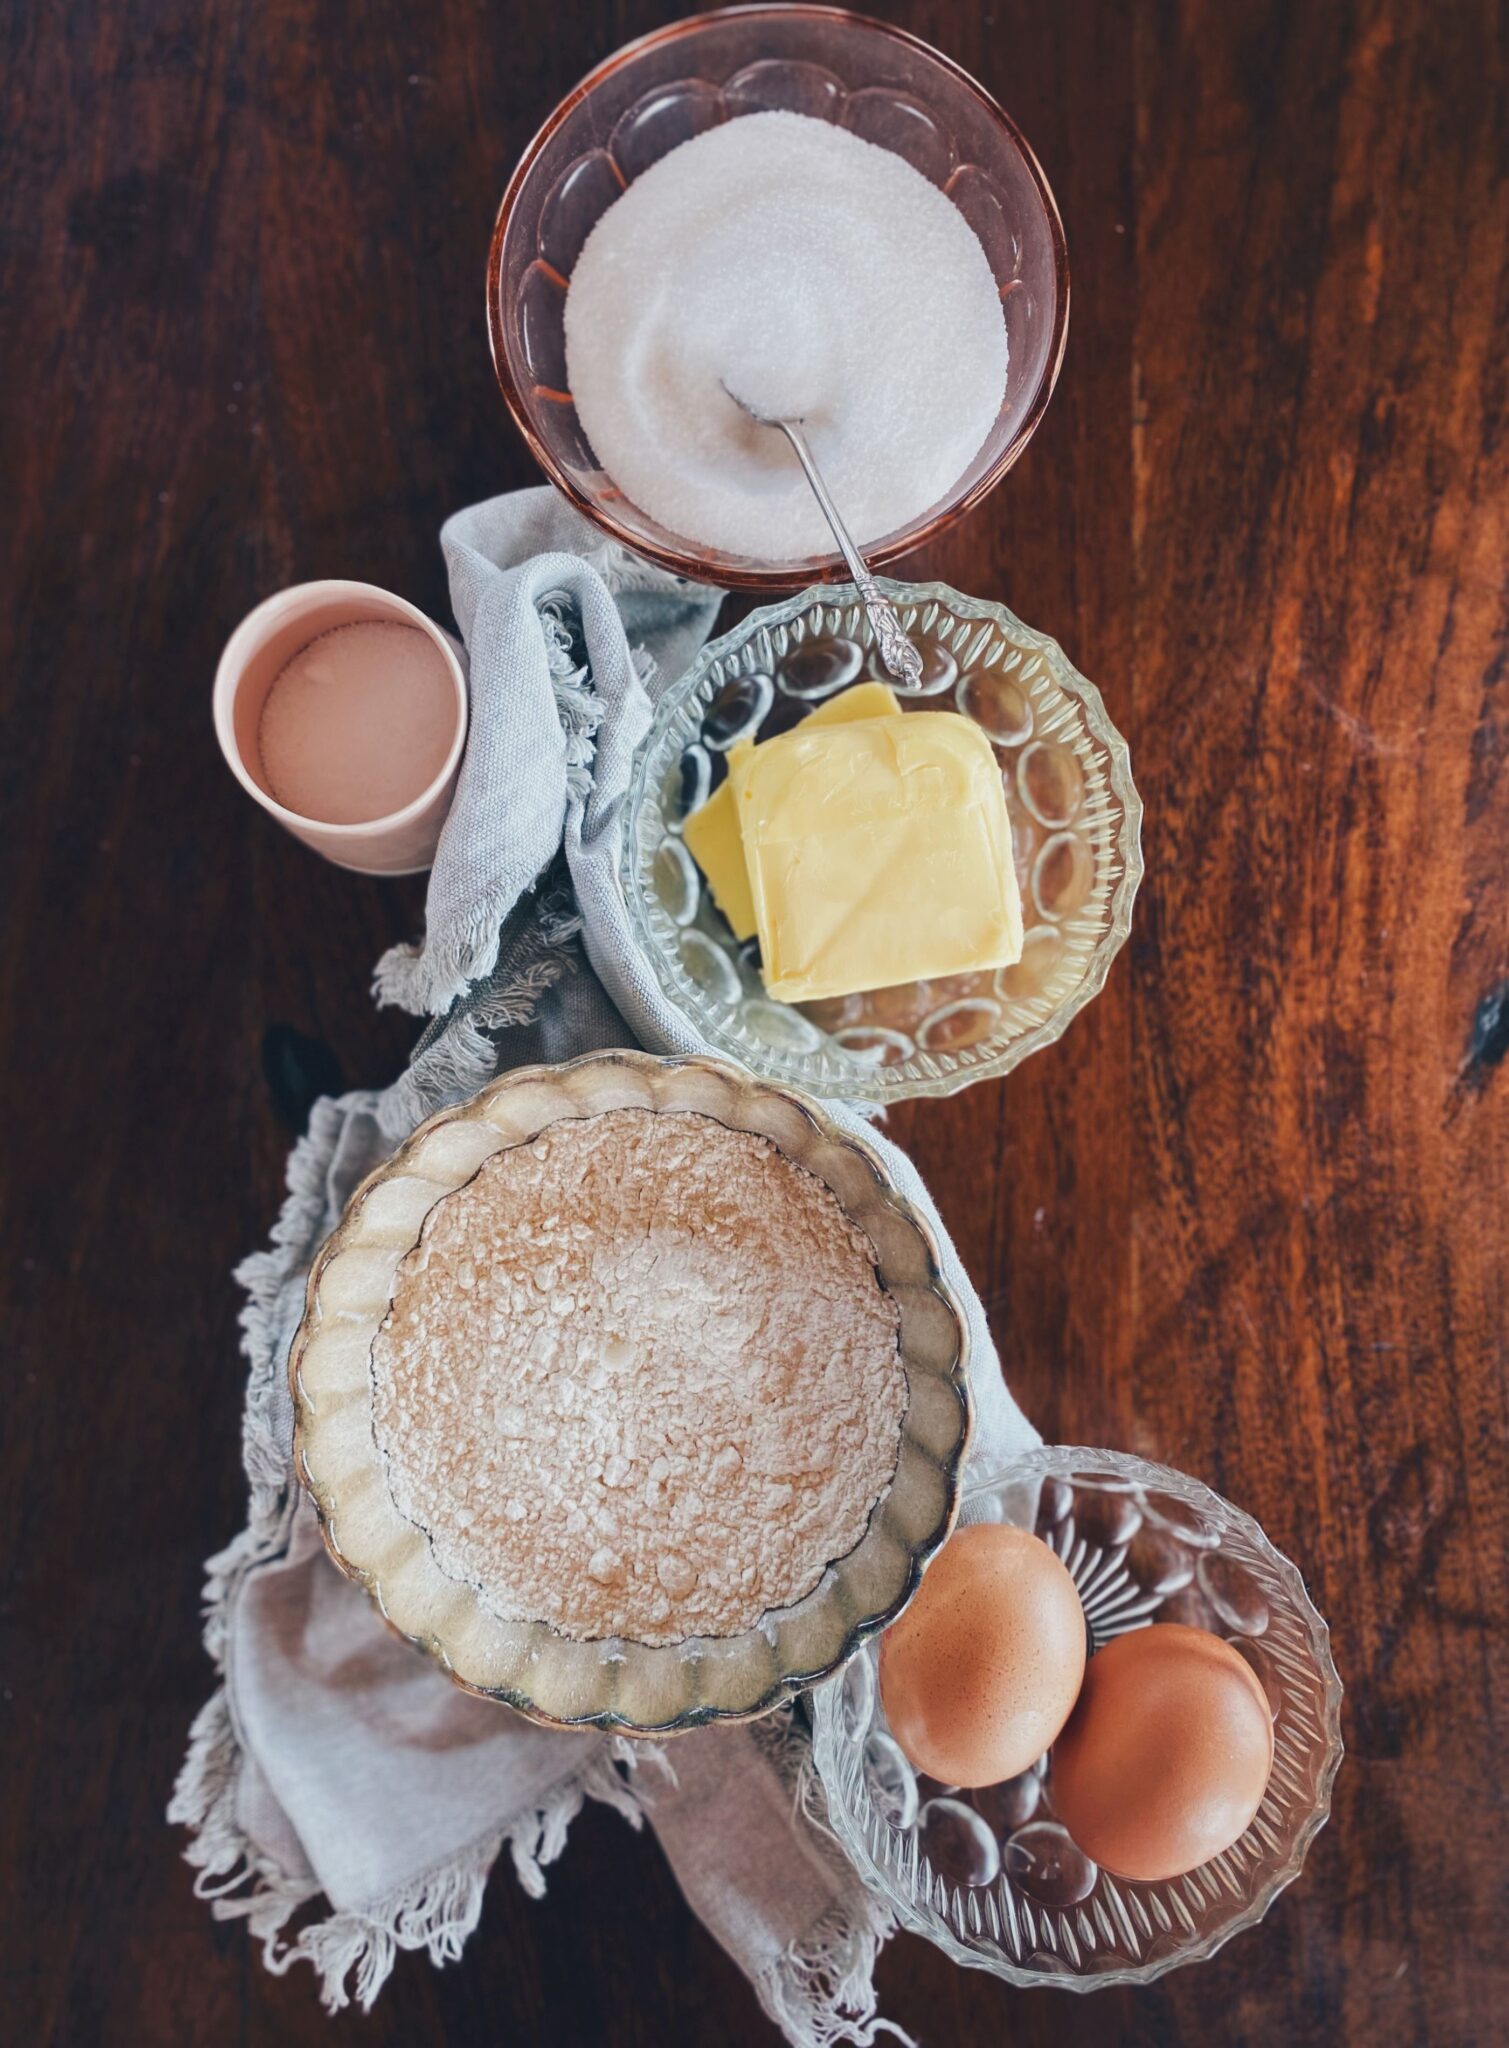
[879,1524,1087,1789]
[1050,1623,1275,1882]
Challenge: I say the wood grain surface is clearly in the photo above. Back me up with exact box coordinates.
[2,1,1505,2042]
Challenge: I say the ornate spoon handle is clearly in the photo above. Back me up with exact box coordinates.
[722,385,926,694]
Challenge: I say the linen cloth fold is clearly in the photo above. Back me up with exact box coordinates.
[171,486,1037,2045]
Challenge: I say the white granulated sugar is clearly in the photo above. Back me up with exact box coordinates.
[370,1109,906,1646]
[563,110,1009,561]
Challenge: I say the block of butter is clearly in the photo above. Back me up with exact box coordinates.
[682,681,901,941]
[730,710,1023,1003]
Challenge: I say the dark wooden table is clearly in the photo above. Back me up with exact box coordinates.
[4,1,1506,2042]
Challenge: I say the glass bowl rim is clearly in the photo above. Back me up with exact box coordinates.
[810,1442,1346,1990]
[485,2,1071,589]
[622,577,1145,1103]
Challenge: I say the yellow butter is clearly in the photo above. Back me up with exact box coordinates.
[730,710,1023,1003]
[682,682,901,941]
[788,680,901,728]
[683,742,758,938]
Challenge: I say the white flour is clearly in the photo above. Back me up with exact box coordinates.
[564,110,1009,560]
[370,1109,906,1645]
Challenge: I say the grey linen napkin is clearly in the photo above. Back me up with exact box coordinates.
[171,486,1038,2044]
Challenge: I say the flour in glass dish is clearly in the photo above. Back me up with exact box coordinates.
[563,110,1009,561]
[369,1109,907,1646]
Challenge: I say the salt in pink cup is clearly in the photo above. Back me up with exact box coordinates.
[213,579,468,875]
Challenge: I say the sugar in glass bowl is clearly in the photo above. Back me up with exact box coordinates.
[623,580,1142,1104]
[487,4,1069,587]
[810,1446,1344,1990]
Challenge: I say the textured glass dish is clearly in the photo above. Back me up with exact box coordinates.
[289,1051,971,1736]
[624,582,1142,1103]
[810,1446,1343,1988]
[487,4,1069,587]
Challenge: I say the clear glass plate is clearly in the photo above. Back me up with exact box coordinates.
[624,582,1143,1102]
[809,1446,1343,1987]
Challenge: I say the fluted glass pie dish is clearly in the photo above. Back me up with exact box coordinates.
[810,1447,1342,1987]
[624,582,1142,1103]
[289,1051,971,1735]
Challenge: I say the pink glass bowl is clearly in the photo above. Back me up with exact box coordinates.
[487,4,1070,588]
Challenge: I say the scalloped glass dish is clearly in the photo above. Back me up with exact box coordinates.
[810,1446,1343,1989]
[288,1051,971,1735]
[623,582,1142,1103]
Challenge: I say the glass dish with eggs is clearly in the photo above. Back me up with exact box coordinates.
[810,1446,1343,1988]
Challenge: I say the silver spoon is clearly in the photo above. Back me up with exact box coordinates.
[721,382,925,693]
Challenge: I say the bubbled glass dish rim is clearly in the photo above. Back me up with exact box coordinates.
[809,1445,1345,1989]
[288,1050,972,1736]
[622,579,1144,1103]
[486,3,1070,588]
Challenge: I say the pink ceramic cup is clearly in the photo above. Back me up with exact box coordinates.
[213,579,468,875]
